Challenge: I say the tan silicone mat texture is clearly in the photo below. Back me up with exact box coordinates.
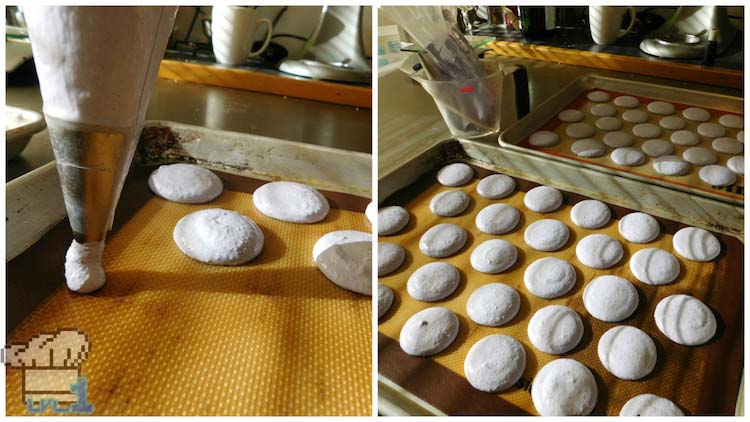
[6,190,371,416]
[378,174,738,416]
[521,89,744,201]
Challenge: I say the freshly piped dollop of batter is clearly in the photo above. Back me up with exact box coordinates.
[64,240,106,293]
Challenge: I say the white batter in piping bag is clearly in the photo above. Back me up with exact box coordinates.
[25,7,177,293]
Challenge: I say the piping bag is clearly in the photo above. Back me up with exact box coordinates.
[25,7,177,293]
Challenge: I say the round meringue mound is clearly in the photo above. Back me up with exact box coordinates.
[65,240,106,293]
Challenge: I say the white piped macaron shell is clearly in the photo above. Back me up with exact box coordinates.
[429,190,470,217]
[718,114,743,129]
[476,174,515,199]
[365,201,376,225]
[464,334,526,393]
[407,261,460,301]
[173,209,264,266]
[571,139,606,157]
[622,109,649,124]
[576,234,623,269]
[611,147,646,166]
[378,206,410,235]
[570,199,610,229]
[603,131,634,148]
[712,137,743,154]
[670,130,700,146]
[253,181,329,223]
[653,155,691,176]
[641,139,674,157]
[378,283,394,318]
[618,212,660,243]
[524,219,569,251]
[378,242,405,277]
[598,326,657,380]
[475,203,521,235]
[614,95,639,108]
[654,294,716,346]
[524,186,563,213]
[313,230,372,295]
[583,275,638,322]
[647,101,676,115]
[697,122,727,138]
[466,283,520,326]
[659,116,686,130]
[672,226,721,262]
[523,257,576,299]
[727,156,744,174]
[529,130,560,147]
[682,107,711,122]
[630,248,680,286]
[531,358,598,416]
[419,223,467,258]
[558,109,584,122]
[399,307,459,356]
[470,239,518,274]
[699,165,737,187]
[528,305,584,355]
[595,116,623,131]
[437,163,474,186]
[566,122,596,139]
[619,394,684,416]
[683,147,717,165]
[590,103,617,117]
[148,163,223,204]
[587,91,610,102]
[632,123,662,139]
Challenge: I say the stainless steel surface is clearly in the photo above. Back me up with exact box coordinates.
[498,74,743,205]
[47,117,140,242]
[138,121,371,197]
[639,6,737,59]
[5,105,45,160]
[7,77,372,181]
[279,6,371,83]
[378,54,742,177]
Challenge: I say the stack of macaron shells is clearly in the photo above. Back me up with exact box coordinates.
[382,163,725,415]
[527,89,743,188]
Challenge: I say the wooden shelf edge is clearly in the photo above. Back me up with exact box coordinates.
[158,60,372,109]
[486,40,742,90]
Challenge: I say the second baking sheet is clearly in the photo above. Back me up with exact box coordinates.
[378,164,742,415]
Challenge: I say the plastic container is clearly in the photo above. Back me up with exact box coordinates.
[411,62,503,139]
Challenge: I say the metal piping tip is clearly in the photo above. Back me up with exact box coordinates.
[46,116,141,243]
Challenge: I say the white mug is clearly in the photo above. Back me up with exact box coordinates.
[589,6,636,46]
[211,6,273,65]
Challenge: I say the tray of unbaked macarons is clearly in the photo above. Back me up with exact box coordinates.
[5,122,373,415]
[377,161,742,416]
[498,75,744,205]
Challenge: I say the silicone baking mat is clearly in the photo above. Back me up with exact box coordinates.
[519,89,744,202]
[378,164,742,416]
[6,168,371,416]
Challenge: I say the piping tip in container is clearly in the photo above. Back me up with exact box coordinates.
[411,61,503,139]
[46,116,141,243]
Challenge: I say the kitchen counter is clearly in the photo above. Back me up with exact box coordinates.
[378,53,742,178]
[7,76,372,182]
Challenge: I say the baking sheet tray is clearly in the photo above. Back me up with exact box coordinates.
[498,75,744,205]
[6,125,372,416]
[377,162,743,416]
